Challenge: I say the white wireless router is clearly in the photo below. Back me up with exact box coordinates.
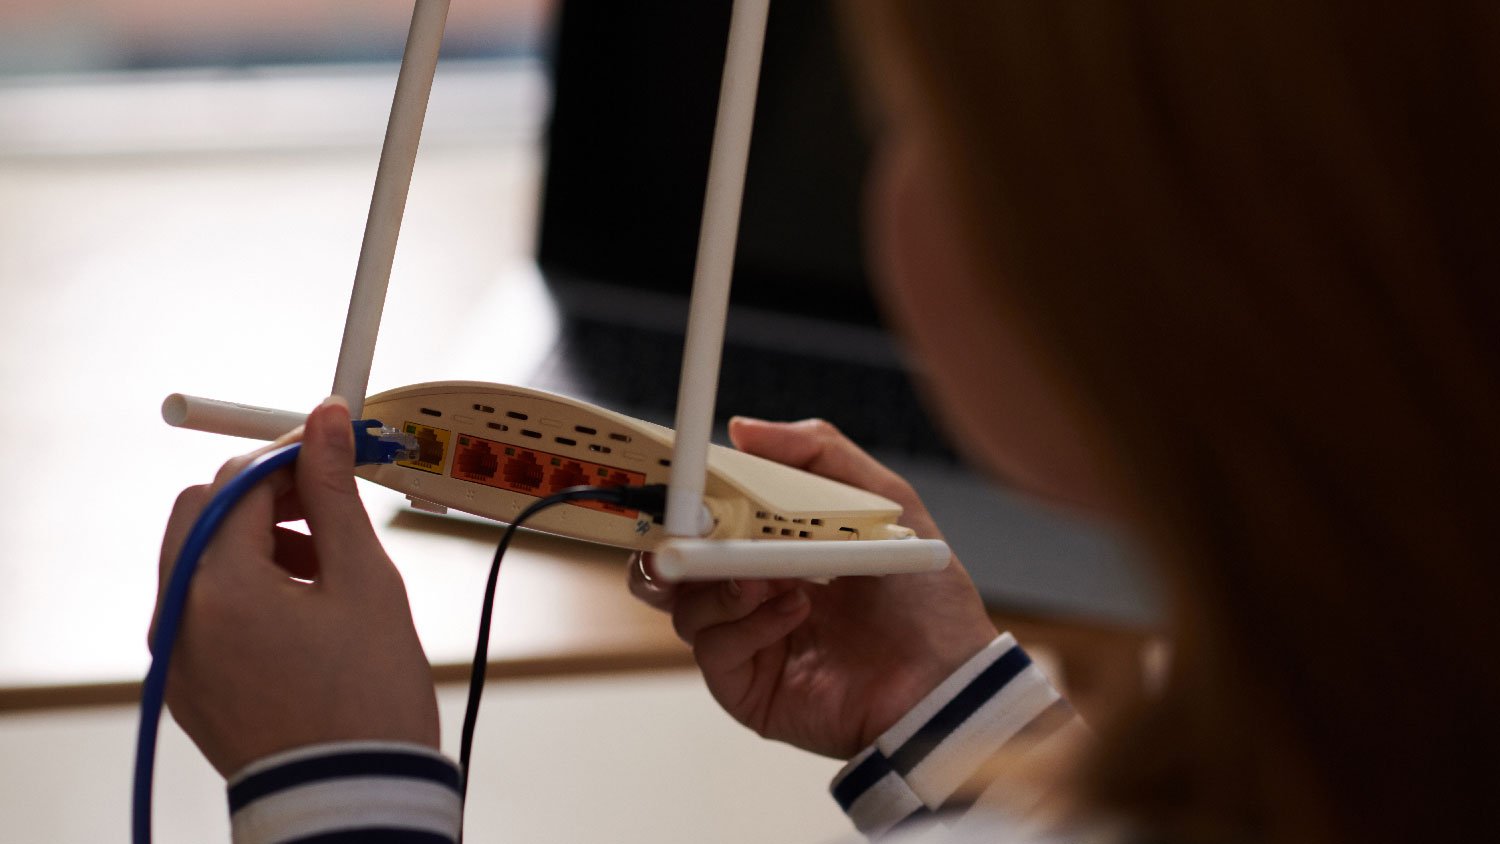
[162,0,950,581]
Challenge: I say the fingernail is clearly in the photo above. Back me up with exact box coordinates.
[773,589,808,614]
[317,395,353,451]
[726,579,742,597]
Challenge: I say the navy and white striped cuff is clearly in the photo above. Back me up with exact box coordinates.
[829,634,1073,838]
[227,741,463,844]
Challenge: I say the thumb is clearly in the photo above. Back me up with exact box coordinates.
[728,416,941,538]
[728,417,908,498]
[297,395,383,581]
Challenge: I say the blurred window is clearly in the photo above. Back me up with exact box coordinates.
[0,0,552,75]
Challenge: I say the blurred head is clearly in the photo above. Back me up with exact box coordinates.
[850,3,1500,842]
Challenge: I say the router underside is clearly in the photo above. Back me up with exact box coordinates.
[358,381,912,551]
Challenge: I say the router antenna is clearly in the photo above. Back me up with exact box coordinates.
[331,0,450,417]
[665,0,771,538]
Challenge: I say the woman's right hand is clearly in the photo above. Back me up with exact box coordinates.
[154,398,440,778]
[629,417,999,760]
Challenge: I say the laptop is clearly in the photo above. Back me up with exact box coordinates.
[524,0,1157,625]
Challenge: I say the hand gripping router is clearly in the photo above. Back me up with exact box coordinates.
[161,0,951,581]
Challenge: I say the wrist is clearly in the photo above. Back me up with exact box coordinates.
[227,741,461,844]
[857,624,1001,749]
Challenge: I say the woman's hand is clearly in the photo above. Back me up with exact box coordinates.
[153,397,439,778]
[629,417,998,759]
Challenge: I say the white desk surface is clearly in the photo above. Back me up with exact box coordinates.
[0,63,691,706]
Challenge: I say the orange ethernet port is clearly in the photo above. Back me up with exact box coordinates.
[569,465,645,516]
[594,467,634,488]
[501,447,545,492]
[453,436,500,482]
[547,459,589,493]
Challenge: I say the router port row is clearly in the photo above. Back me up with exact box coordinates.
[446,431,647,516]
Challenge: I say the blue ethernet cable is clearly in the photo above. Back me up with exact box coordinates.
[133,421,416,844]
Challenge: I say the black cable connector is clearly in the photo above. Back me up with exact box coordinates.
[604,483,669,520]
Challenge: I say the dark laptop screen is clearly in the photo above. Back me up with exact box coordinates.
[536,0,880,326]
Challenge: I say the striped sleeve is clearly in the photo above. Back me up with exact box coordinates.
[829,633,1082,839]
[226,741,463,844]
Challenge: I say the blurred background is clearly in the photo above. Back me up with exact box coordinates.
[0,2,859,842]
[0,1,1149,841]
[0,0,550,73]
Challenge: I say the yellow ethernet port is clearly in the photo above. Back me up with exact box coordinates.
[398,422,451,474]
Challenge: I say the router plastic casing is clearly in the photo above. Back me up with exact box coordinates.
[358,380,913,551]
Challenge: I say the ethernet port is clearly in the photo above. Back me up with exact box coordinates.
[454,438,500,481]
[599,469,636,511]
[502,450,544,491]
[548,460,588,493]
[415,427,444,466]
[595,467,631,488]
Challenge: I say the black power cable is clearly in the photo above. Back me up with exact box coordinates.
[458,484,669,807]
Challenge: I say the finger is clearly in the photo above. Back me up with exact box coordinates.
[671,579,775,645]
[693,588,812,677]
[152,431,306,649]
[209,425,304,495]
[272,526,320,581]
[151,476,277,649]
[160,485,212,588]
[728,417,940,537]
[295,396,384,584]
[729,417,913,502]
[151,484,215,650]
[626,552,680,612]
[211,462,281,576]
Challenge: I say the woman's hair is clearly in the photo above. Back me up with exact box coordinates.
[854,3,1500,842]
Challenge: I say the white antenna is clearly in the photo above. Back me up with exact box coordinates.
[651,0,950,579]
[331,0,450,417]
[664,0,771,538]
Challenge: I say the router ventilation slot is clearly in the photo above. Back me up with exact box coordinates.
[754,511,834,539]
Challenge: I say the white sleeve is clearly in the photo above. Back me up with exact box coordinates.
[829,633,1083,840]
[226,741,463,844]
